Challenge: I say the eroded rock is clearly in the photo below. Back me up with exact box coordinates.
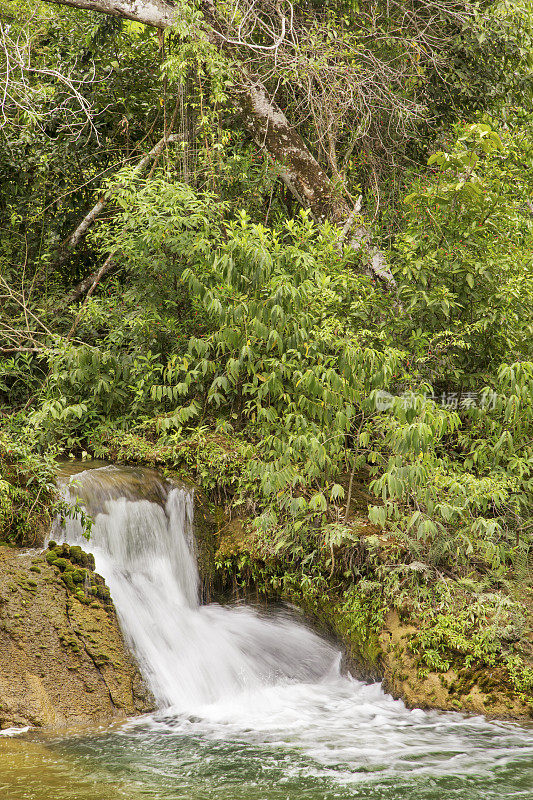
[0,546,154,731]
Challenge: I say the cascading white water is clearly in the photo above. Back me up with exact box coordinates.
[56,466,339,710]
[53,465,533,783]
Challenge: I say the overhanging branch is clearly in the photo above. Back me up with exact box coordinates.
[40,0,396,288]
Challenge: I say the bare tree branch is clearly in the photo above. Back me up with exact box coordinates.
[59,253,117,308]
[57,132,182,263]
[0,17,105,139]
[0,347,43,353]
[65,253,116,337]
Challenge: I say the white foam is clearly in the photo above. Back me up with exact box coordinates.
[0,726,30,737]
[57,467,533,780]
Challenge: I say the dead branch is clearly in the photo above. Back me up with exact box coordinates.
[66,253,116,338]
[56,132,182,264]
[59,253,117,308]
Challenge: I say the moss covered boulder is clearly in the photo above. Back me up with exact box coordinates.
[0,546,154,731]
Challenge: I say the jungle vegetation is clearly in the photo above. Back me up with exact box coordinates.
[0,0,532,703]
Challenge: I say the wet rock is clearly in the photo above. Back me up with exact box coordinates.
[0,546,154,731]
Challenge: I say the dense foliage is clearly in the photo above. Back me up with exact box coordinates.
[0,418,57,544]
[1,0,531,707]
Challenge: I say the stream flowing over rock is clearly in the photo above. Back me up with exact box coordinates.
[1,462,532,800]
[0,545,153,730]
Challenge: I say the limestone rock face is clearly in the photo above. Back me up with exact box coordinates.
[380,612,533,720]
[0,546,154,731]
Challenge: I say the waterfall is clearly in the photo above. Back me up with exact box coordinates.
[44,464,533,787]
[55,466,339,711]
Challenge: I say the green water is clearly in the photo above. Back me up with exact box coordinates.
[2,712,532,800]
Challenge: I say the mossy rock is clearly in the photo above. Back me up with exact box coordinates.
[72,569,86,584]
[74,589,90,605]
[0,545,155,728]
[69,546,92,568]
[96,585,110,601]
[61,573,75,592]
[45,544,110,611]
[48,543,94,571]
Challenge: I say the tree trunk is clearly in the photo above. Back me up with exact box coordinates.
[235,82,395,287]
[41,0,395,288]
[59,253,117,308]
[56,132,182,265]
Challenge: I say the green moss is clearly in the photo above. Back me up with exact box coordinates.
[192,495,216,602]
[96,585,110,600]
[45,546,111,608]
[61,572,75,591]
[69,545,92,568]
[287,584,385,682]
